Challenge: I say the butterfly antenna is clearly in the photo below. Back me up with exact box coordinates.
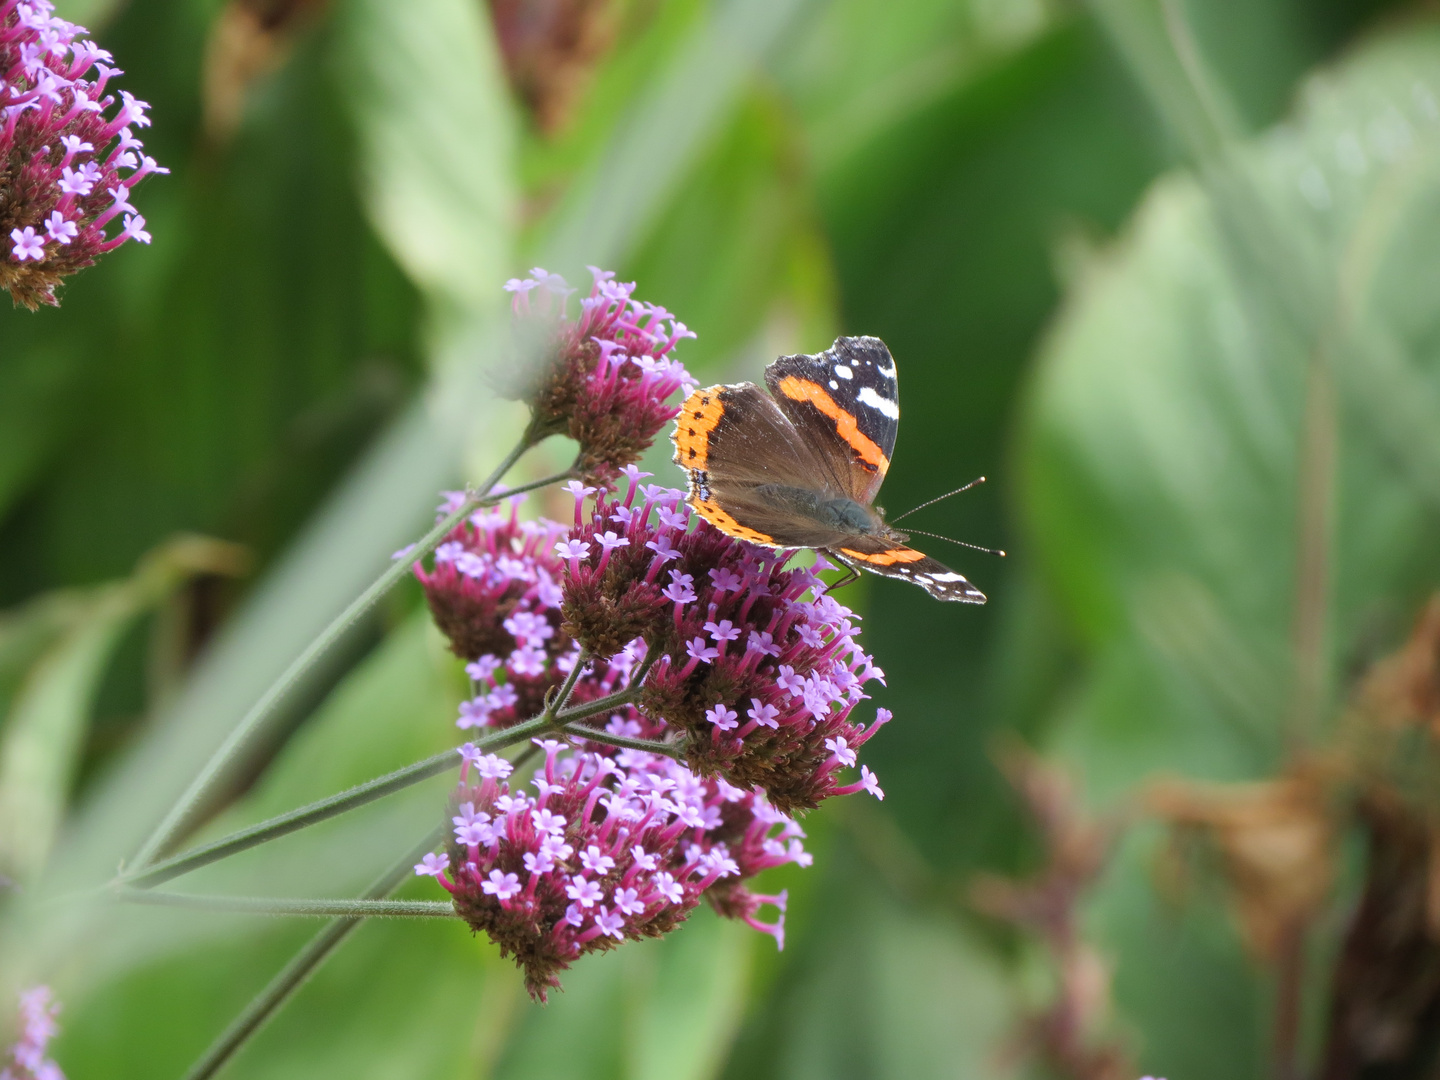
[901,528,1006,558]
[891,476,987,523]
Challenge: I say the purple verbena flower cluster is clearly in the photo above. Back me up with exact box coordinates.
[419,735,803,1001]
[415,493,572,708]
[412,473,890,995]
[2,987,63,1080]
[560,470,889,812]
[1,0,165,308]
[499,266,697,485]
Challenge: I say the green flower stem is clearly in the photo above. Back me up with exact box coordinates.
[630,639,664,688]
[120,686,626,891]
[561,723,685,760]
[129,441,569,870]
[123,749,460,889]
[542,648,591,722]
[117,890,456,919]
[554,686,638,723]
[179,826,447,1080]
[124,648,643,892]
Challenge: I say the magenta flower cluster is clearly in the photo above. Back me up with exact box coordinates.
[2,987,63,1080]
[411,269,896,996]
[418,732,803,1000]
[1,0,165,308]
[415,493,571,716]
[560,470,889,812]
[500,266,697,484]
[412,473,890,995]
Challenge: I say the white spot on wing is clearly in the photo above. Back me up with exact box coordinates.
[856,386,899,419]
[833,364,853,379]
[929,572,966,582]
[829,380,839,389]
[876,362,896,379]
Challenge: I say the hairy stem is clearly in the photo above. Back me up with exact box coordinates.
[630,639,664,689]
[544,648,591,723]
[121,681,629,890]
[561,723,685,760]
[118,890,456,919]
[555,687,638,724]
[132,439,538,870]
[179,826,446,1080]
[119,710,560,890]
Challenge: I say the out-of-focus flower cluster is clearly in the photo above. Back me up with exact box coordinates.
[498,266,696,485]
[412,469,890,996]
[1,0,165,308]
[2,987,63,1080]
[560,472,889,813]
[418,732,803,1001]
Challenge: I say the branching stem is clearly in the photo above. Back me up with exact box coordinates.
[118,890,456,919]
[178,826,447,1080]
[131,439,542,870]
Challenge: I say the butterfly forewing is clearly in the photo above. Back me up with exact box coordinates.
[826,535,986,604]
[764,336,899,505]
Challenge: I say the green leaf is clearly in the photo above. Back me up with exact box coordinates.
[534,0,812,273]
[492,908,752,1080]
[1016,19,1440,1075]
[726,864,1013,1080]
[45,613,476,1078]
[0,589,134,885]
[0,537,245,886]
[332,0,516,318]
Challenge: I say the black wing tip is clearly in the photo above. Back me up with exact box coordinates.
[768,335,894,370]
[832,334,891,356]
[921,577,986,603]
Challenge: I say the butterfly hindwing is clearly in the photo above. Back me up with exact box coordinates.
[826,535,986,604]
[672,382,849,548]
[764,336,899,505]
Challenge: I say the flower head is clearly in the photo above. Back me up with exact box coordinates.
[560,476,890,812]
[424,733,805,1000]
[0,1,166,308]
[415,495,569,667]
[496,267,697,485]
[4,986,64,1080]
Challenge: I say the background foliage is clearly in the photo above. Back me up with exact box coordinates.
[3,0,1439,1076]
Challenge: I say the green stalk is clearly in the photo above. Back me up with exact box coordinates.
[561,723,684,759]
[118,891,456,919]
[131,441,545,869]
[179,827,447,1080]
[122,675,627,891]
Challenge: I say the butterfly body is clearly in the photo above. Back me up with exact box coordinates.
[670,336,986,603]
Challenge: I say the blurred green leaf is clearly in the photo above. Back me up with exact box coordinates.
[47,613,487,1078]
[0,537,244,886]
[724,855,1012,1080]
[623,89,837,381]
[1017,19,1440,1075]
[534,0,811,274]
[814,19,1170,874]
[493,908,751,1080]
[333,0,515,319]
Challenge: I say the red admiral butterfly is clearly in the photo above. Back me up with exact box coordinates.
[670,336,987,603]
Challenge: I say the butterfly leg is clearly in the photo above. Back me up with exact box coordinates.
[819,553,861,594]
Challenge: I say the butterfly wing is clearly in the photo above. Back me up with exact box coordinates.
[827,533,986,603]
[671,382,852,548]
[764,336,899,506]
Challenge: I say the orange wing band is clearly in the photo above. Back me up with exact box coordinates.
[838,545,926,566]
[672,387,727,471]
[691,497,776,546]
[775,376,890,475]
